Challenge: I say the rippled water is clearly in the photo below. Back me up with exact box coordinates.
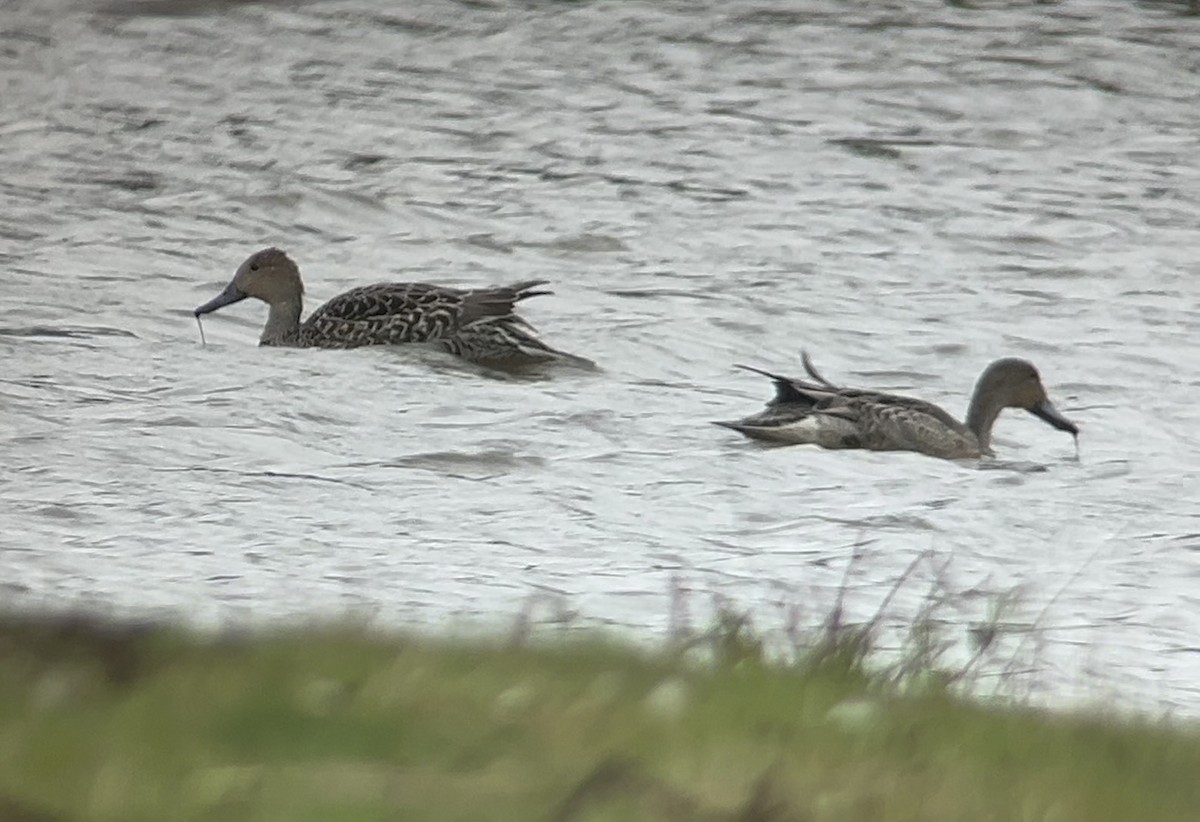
[3,0,1200,715]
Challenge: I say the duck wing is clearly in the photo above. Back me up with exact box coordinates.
[714,361,869,444]
[456,279,552,329]
[443,280,594,368]
[821,393,978,457]
[300,280,552,348]
[733,364,829,406]
[734,363,884,408]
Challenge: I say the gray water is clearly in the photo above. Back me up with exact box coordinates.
[3,0,1200,716]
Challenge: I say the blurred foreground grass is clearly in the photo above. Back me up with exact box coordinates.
[0,612,1197,821]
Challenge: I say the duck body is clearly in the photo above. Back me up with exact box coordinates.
[269,279,560,359]
[716,353,1078,460]
[194,248,593,368]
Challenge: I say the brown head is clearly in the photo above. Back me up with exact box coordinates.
[971,357,1079,439]
[193,248,304,317]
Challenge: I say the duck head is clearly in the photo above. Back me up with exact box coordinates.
[194,248,304,317]
[980,357,1079,436]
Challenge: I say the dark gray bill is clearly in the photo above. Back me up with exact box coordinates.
[1028,399,1078,435]
[194,282,247,317]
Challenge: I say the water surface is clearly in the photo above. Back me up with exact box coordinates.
[3,0,1200,715]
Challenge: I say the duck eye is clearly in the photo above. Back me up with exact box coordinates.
[250,263,259,271]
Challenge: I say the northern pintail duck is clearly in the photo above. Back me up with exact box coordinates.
[715,352,1078,459]
[193,248,593,368]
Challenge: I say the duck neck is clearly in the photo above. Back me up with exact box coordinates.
[964,393,1003,453]
[260,298,303,346]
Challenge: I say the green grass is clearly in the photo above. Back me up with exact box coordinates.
[0,614,1197,821]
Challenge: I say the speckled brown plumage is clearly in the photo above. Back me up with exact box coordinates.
[194,248,593,368]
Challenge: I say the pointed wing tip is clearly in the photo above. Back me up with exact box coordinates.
[733,363,779,380]
[511,279,554,297]
[555,351,599,370]
[800,349,838,387]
